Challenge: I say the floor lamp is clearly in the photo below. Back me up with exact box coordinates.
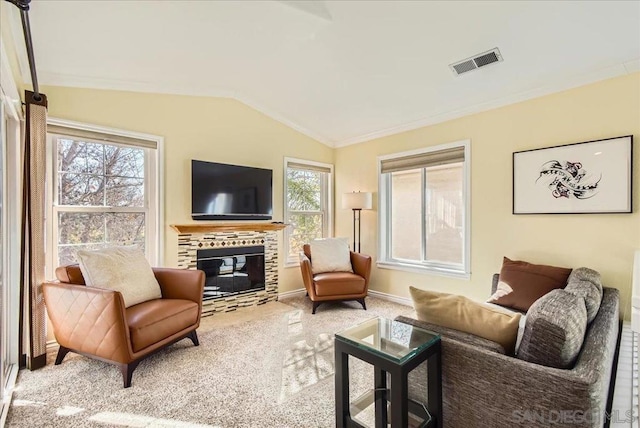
[342,192,372,253]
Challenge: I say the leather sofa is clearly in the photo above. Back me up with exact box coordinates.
[43,265,205,388]
[299,244,372,314]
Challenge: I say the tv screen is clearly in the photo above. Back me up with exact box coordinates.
[191,160,273,220]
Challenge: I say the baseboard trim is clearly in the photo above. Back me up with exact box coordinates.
[368,290,413,307]
[277,288,413,307]
[46,339,58,352]
[278,288,306,299]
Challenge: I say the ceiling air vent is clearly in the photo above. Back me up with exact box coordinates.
[450,48,503,76]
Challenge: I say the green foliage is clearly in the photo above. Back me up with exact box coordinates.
[287,169,321,211]
[56,138,146,265]
[286,168,324,258]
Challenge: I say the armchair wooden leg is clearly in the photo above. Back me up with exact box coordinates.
[120,361,141,388]
[358,298,367,310]
[54,346,70,365]
[312,302,321,314]
[187,330,200,346]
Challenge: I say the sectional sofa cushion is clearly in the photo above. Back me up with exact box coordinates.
[487,257,572,312]
[309,237,353,274]
[564,267,603,324]
[516,289,587,369]
[76,246,162,308]
[410,286,521,354]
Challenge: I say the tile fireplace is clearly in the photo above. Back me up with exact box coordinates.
[171,223,286,316]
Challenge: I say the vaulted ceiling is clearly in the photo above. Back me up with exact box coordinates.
[5,1,640,146]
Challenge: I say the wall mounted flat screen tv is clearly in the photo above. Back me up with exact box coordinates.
[192,160,273,221]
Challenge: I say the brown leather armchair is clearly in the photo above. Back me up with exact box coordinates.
[43,265,204,388]
[299,244,372,314]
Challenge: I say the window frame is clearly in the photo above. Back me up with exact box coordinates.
[283,157,334,267]
[377,140,471,278]
[45,118,164,278]
[0,37,24,403]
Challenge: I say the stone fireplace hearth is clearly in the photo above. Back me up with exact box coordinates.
[171,223,286,316]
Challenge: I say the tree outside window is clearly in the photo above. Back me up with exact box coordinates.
[54,137,149,266]
[284,159,333,265]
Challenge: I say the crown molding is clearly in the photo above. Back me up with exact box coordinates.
[624,58,640,74]
[37,70,334,148]
[233,94,333,146]
[333,63,635,148]
[38,61,635,150]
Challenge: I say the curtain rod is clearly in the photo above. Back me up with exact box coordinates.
[5,0,41,101]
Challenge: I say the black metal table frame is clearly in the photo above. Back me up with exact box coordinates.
[335,334,442,428]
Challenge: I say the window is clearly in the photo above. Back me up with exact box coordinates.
[378,141,470,277]
[46,120,162,271]
[0,87,7,403]
[284,158,333,266]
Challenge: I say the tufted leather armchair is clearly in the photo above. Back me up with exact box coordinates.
[299,244,372,314]
[43,265,204,388]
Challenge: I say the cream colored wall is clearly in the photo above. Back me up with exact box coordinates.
[335,72,640,318]
[1,3,26,92]
[42,85,334,293]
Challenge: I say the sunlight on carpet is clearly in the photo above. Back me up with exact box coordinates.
[6,296,414,427]
[56,406,84,416]
[279,309,334,403]
[89,411,218,427]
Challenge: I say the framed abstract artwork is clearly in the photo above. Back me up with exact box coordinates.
[513,135,633,214]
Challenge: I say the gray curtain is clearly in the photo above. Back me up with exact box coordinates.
[19,90,47,370]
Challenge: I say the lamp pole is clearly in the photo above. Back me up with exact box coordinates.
[352,208,362,253]
[343,191,372,253]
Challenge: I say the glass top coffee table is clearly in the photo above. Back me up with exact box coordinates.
[335,317,442,428]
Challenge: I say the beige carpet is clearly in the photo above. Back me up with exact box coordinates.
[6,295,413,427]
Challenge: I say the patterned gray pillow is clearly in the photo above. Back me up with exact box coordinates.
[564,267,603,324]
[516,289,587,369]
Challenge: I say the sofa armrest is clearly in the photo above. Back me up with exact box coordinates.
[153,268,204,305]
[350,252,372,285]
[43,281,132,363]
[428,336,601,427]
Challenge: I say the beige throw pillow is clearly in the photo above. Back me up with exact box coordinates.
[410,286,522,354]
[76,246,162,308]
[310,238,353,274]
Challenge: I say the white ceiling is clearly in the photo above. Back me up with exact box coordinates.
[6,0,640,146]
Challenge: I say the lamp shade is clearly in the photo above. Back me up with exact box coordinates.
[342,192,373,210]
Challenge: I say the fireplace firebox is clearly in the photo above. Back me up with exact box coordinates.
[196,246,265,300]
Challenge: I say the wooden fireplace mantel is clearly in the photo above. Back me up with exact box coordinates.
[170,222,287,234]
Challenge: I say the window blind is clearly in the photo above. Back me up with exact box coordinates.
[287,161,332,174]
[380,146,465,174]
[47,124,157,150]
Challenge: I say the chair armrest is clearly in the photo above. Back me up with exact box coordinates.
[350,252,372,285]
[299,253,315,297]
[43,281,132,363]
[152,268,204,305]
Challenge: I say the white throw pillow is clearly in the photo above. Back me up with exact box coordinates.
[310,238,353,274]
[76,246,162,308]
